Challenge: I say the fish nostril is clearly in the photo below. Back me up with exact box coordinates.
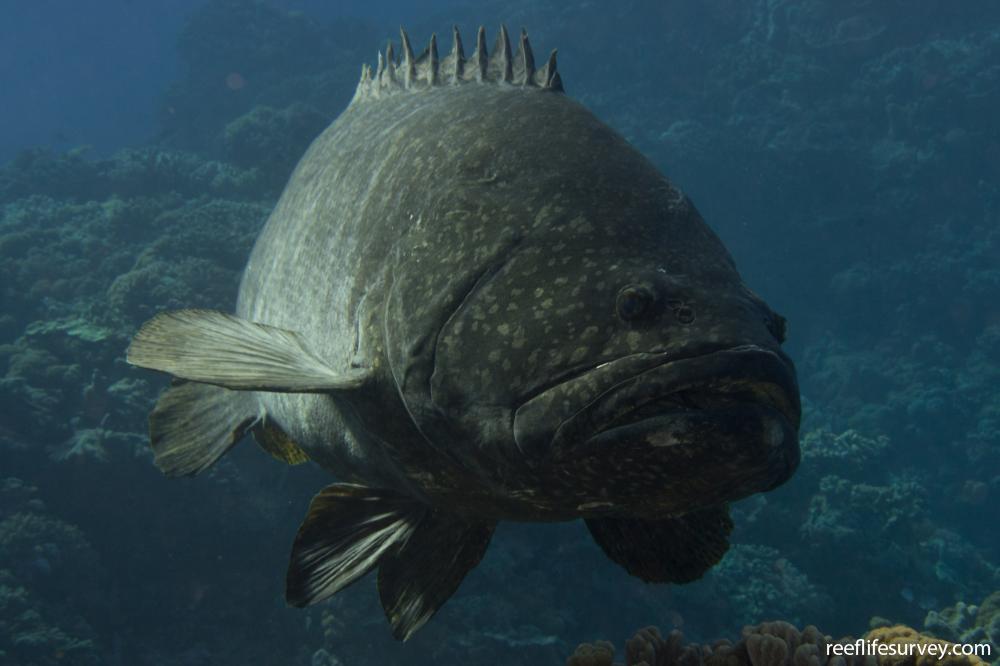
[673,304,694,324]
[665,299,695,324]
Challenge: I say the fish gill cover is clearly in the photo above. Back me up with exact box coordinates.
[0,1,997,665]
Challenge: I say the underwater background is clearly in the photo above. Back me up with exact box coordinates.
[0,0,998,664]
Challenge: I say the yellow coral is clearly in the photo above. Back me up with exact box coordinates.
[566,640,616,666]
[863,625,989,666]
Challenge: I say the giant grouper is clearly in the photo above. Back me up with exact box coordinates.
[127,26,802,640]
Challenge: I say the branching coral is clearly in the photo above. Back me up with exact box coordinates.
[800,429,891,479]
[702,545,831,629]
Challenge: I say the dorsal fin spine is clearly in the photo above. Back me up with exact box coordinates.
[450,25,464,83]
[490,25,513,83]
[474,26,488,82]
[384,42,397,90]
[516,29,535,85]
[400,28,416,88]
[536,49,559,89]
[428,34,439,85]
[354,26,562,101]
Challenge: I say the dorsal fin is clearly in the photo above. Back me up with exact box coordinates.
[353,25,563,102]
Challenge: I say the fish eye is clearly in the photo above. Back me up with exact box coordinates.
[615,285,654,321]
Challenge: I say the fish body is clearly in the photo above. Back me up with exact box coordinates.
[128,26,801,639]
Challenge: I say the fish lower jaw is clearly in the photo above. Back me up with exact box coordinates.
[599,379,798,435]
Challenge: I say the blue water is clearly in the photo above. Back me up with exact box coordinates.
[1,1,997,665]
[0,0,471,162]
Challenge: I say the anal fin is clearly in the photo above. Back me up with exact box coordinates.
[286,484,421,608]
[378,512,495,640]
[127,309,372,393]
[149,381,259,476]
[252,420,310,465]
[585,504,733,583]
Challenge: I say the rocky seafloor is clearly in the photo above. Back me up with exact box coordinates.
[0,0,997,664]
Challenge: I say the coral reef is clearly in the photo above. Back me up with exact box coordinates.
[799,429,891,479]
[569,621,992,666]
[866,625,989,666]
[0,479,102,665]
[0,568,98,666]
[697,545,831,630]
[222,103,330,190]
[925,592,1000,660]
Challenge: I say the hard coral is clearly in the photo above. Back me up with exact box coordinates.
[706,545,830,629]
[567,640,616,666]
[864,625,989,666]
[222,103,329,191]
[572,620,993,666]
[924,592,1000,660]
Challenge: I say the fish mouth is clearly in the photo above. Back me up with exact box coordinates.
[513,344,801,496]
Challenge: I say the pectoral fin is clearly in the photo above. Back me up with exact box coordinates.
[285,484,422,608]
[585,504,733,583]
[149,380,259,476]
[377,512,495,640]
[127,309,371,392]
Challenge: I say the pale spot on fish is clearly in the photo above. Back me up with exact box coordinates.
[646,430,682,447]
[577,501,613,511]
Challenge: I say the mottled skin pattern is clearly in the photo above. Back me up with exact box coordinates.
[237,80,800,521]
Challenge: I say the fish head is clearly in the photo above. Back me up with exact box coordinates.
[423,178,800,516]
[382,89,799,516]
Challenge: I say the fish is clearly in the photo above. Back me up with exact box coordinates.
[127,25,801,640]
